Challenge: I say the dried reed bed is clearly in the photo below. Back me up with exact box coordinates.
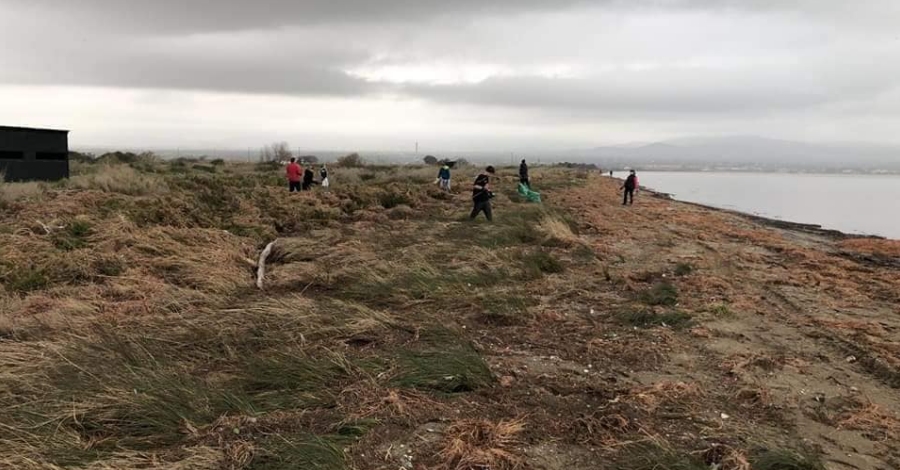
[3,160,886,469]
[2,159,565,469]
[64,164,170,195]
[837,238,900,258]
[437,418,525,470]
[837,401,900,441]
[0,179,47,203]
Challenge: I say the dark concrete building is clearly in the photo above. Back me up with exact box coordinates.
[0,126,70,182]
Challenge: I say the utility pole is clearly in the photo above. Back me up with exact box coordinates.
[415,141,419,156]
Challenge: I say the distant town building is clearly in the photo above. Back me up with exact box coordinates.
[0,126,70,182]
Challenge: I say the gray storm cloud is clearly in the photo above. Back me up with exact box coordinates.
[1,0,899,146]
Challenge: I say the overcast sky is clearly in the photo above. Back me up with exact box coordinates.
[2,0,899,151]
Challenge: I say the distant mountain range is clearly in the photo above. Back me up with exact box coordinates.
[563,136,900,170]
[74,135,900,170]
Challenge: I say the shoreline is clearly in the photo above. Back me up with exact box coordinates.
[645,189,884,241]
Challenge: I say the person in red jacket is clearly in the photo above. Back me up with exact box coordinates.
[286,158,302,192]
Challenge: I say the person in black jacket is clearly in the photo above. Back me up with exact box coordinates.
[621,170,637,205]
[519,159,530,188]
[470,166,496,221]
[302,167,317,190]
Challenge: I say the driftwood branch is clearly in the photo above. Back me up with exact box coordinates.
[35,220,65,235]
[256,240,278,290]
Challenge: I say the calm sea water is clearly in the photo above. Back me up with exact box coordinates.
[635,172,900,239]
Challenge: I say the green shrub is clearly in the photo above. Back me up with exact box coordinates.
[750,449,825,470]
[193,164,217,173]
[709,303,733,318]
[613,445,707,470]
[640,281,679,306]
[477,296,532,326]
[674,263,693,276]
[251,434,348,470]
[3,268,50,293]
[522,250,564,279]
[336,153,365,167]
[94,256,126,277]
[379,191,411,209]
[392,331,493,393]
[53,220,92,251]
[615,310,693,329]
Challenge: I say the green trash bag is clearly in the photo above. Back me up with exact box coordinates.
[517,183,542,203]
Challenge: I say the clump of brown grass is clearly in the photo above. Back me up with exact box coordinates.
[438,418,525,470]
[0,180,47,203]
[701,443,751,470]
[837,238,900,258]
[836,401,900,441]
[538,214,579,246]
[65,164,169,195]
[629,381,703,413]
[586,334,669,370]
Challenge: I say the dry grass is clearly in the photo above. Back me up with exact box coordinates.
[836,401,900,440]
[0,180,47,203]
[437,418,525,470]
[2,160,895,469]
[64,164,169,195]
[537,214,580,246]
[629,381,704,413]
[837,238,900,258]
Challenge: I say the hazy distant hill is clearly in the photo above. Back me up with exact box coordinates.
[565,136,900,170]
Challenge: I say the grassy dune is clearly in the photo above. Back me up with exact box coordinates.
[1,156,899,469]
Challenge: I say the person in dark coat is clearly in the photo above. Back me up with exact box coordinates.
[302,167,317,190]
[621,170,638,205]
[519,159,530,188]
[470,166,496,221]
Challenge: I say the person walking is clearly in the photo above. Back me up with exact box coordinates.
[438,164,451,192]
[320,165,330,189]
[286,158,302,192]
[621,169,638,205]
[470,166,496,221]
[519,159,530,188]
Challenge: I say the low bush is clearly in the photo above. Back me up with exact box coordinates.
[521,250,564,279]
[336,153,365,167]
[53,220,92,251]
[477,295,532,326]
[674,263,693,276]
[750,449,825,470]
[613,445,707,470]
[65,165,169,195]
[2,267,50,293]
[640,281,679,306]
[379,191,411,209]
[615,310,693,329]
[392,331,493,393]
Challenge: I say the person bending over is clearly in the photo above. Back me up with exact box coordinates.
[470,166,496,221]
